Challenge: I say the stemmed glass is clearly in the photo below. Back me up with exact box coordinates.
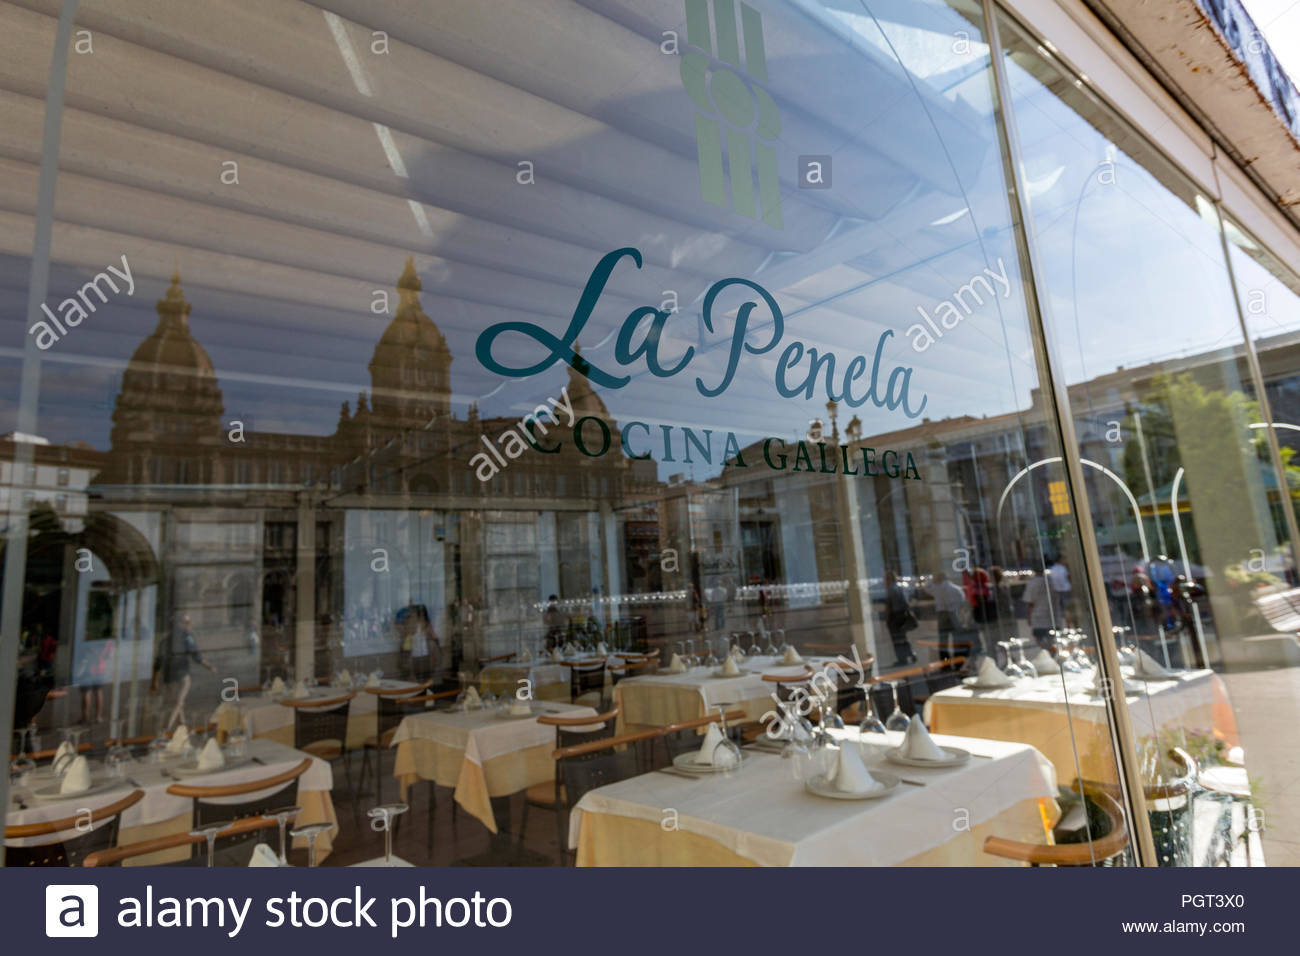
[998,641,1025,678]
[816,685,844,732]
[776,629,788,654]
[704,638,720,669]
[1013,639,1037,679]
[367,803,410,865]
[856,682,887,736]
[193,820,234,868]
[266,805,301,864]
[763,628,778,657]
[105,720,131,778]
[884,681,910,732]
[745,631,760,657]
[712,704,742,771]
[685,639,697,668]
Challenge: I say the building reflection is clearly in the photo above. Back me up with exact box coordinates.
[9,259,1298,735]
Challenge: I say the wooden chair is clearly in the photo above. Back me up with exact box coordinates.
[4,789,144,867]
[476,652,517,667]
[356,684,431,804]
[1079,748,1198,867]
[83,814,282,867]
[551,730,658,864]
[106,721,217,752]
[166,757,313,864]
[983,788,1129,866]
[563,659,608,710]
[519,706,619,861]
[281,692,355,799]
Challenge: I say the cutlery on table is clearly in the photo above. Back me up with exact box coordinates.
[654,768,703,781]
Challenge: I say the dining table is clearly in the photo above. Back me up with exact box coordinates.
[390,700,601,834]
[924,665,1239,783]
[569,729,1058,866]
[6,737,337,865]
[477,660,570,701]
[613,655,841,733]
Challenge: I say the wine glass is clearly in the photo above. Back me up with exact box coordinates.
[856,682,886,736]
[776,629,788,654]
[745,631,761,657]
[763,628,778,657]
[817,686,844,731]
[105,720,131,778]
[1014,639,1037,679]
[998,641,1025,678]
[780,725,811,782]
[367,803,410,865]
[685,638,697,668]
[704,638,720,669]
[712,704,742,771]
[884,681,910,732]
[266,805,301,864]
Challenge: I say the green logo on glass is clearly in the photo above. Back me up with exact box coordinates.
[680,0,783,229]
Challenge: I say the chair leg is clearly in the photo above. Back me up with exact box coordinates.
[426,781,436,859]
[555,805,566,866]
[519,799,530,848]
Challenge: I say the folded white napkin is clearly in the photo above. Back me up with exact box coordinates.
[59,755,92,795]
[692,723,738,768]
[974,657,1014,688]
[463,686,482,708]
[1031,648,1060,675]
[1089,666,1131,695]
[1133,649,1172,677]
[596,642,609,655]
[829,744,884,794]
[782,647,803,665]
[720,655,741,677]
[551,647,564,662]
[52,741,74,774]
[900,716,948,761]
[508,698,531,716]
[366,671,381,688]
[338,668,352,686]
[666,653,686,674]
[247,843,281,867]
[196,737,226,771]
[165,725,190,755]
[269,676,286,694]
[291,680,310,699]
[519,649,532,663]
[563,643,576,657]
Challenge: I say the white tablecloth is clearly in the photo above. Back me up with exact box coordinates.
[618,655,837,717]
[569,730,1056,866]
[924,667,1224,737]
[390,701,602,768]
[6,738,333,845]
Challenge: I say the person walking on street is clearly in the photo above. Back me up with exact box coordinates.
[156,613,215,731]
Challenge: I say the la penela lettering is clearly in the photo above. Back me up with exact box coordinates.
[475,248,928,418]
[526,417,922,482]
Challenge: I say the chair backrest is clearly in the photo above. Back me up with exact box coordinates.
[539,706,619,753]
[167,758,313,852]
[83,814,282,867]
[285,694,354,752]
[553,730,657,809]
[923,656,967,694]
[567,661,607,701]
[983,788,1129,866]
[4,789,144,867]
